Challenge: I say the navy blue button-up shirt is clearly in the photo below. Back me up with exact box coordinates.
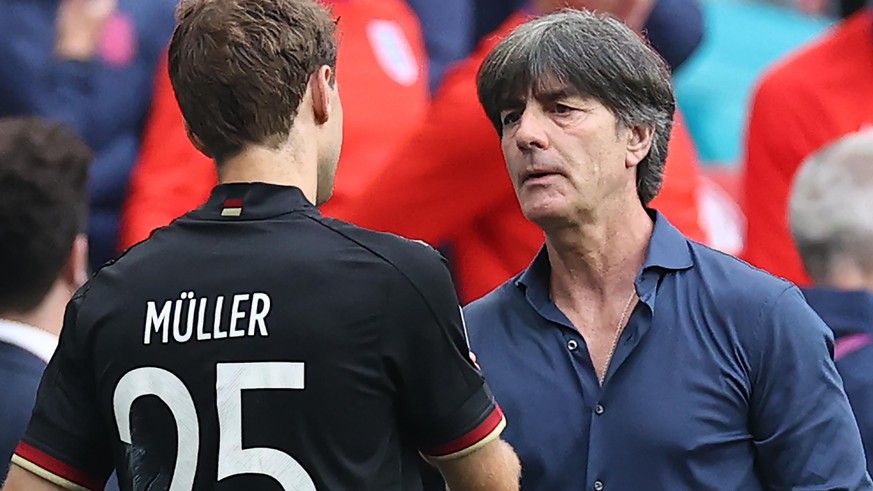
[804,287,873,475]
[466,213,872,491]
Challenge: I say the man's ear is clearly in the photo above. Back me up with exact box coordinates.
[310,65,334,125]
[61,234,89,290]
[625,124,655,168]
[184,122,212,158]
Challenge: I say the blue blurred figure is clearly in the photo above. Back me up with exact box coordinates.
[0,0,178,268]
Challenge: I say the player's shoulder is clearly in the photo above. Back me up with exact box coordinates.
[316,217,453,287]
[70,229,171,320]
[755,13,866,100]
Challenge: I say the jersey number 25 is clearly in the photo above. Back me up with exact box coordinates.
[113,362,316,490]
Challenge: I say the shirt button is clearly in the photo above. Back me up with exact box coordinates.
[594,480,604,491]
[568,339,578,351]
[594,404,605,415]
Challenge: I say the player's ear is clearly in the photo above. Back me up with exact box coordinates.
[62,234,89,290]
[184,121,212,158]
[310,65,334,126]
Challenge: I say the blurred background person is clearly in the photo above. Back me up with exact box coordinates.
[0,118,90,482]
[119,0,430,251]
[740,4,872,284]
[790,129,873,474]
[406,0,475,92]
[473,0,705,72]
[0,0,178,268]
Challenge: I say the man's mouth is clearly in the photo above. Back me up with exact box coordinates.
[523,170,563,184]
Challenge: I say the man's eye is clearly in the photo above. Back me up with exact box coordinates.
[501,111,520,126]
[554,104,573,114]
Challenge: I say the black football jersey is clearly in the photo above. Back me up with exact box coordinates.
[13,184,505,491]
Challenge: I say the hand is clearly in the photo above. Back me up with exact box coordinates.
[55,0,118,60]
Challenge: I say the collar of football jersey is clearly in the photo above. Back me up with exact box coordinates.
[192,183,317,220]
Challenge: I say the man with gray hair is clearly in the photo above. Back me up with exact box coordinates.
[464,8,872,490]
[790,129,873,474]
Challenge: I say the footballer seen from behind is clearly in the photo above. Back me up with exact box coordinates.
[1,0,520,490]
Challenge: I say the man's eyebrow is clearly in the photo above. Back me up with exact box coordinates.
[533,87,579,102]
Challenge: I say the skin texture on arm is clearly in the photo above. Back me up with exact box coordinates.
[2,465,68,491]
[433,438,521,491]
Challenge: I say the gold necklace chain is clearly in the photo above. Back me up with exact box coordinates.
[599,290,638,387]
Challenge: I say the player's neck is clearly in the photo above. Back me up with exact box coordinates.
[218,141,318,205]
[2,281,70,338]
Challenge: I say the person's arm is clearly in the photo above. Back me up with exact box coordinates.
[381,242,520,489]
[750,286,872,489]
[2,465,67,491]
[3,294,113,491]
[839,365,873,476]
[432,439,520,491]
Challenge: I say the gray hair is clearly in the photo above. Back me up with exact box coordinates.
[476,8,675,206]
[789,130,873,281]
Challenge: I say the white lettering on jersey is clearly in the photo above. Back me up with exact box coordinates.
[145,300,172,344]
[143,292,271,345]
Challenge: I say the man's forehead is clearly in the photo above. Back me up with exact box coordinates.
[503,81,585,106]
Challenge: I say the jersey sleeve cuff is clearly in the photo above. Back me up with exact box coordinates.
[422,405,507,461]
[12,441,103,491]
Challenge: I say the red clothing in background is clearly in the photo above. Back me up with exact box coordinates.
[120,0,429,248]
[741,10,873,285]
[332,13,707,303]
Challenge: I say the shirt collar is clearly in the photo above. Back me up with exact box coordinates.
[516,210,693,292]
[189,183,317,221]
[0,319,58,363]
[641,210,694,272]
[802,287,873,337]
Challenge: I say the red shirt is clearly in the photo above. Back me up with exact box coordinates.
[332,13,708,303]
[741,10,873,285]
[120,0,429,249]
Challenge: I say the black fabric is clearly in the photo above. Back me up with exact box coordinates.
[21,183,498,490]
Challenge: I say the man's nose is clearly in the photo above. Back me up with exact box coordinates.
[514,110,549,152]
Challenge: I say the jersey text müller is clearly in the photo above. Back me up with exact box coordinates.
[143,292,271,345]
